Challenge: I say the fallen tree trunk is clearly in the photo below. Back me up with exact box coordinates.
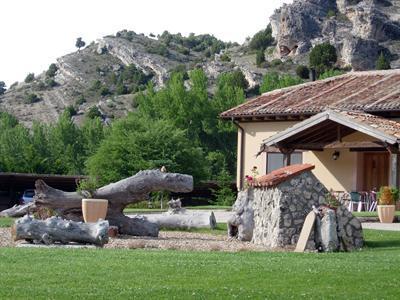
[33,170,193,237]
[0,202,35,218]
[143,210,216,229]
[12,215,109,246]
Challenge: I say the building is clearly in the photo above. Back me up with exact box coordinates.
[220,69,400,192]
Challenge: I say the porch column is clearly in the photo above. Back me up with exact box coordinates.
[390,153,400,188]
[280,148,294,167]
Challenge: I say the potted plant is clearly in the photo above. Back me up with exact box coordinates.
[78,177,108,223]
[377,186,398,223]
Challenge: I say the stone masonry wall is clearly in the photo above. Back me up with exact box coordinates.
[252,171,325,248]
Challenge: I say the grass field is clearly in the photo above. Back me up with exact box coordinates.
[0,217,14,228]
[0,229,400,299]
[353,211,400,217]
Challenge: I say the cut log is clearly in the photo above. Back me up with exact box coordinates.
[33,170,193,237]
[143,210,217,229]
[0,202,35,218]
[12,215,109,246]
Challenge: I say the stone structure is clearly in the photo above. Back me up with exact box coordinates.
[228,164,363,251]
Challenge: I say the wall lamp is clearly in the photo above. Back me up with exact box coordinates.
[332,151,340,161]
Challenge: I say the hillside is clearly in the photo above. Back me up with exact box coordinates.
[1,0,399,126]
[0,31,269,127]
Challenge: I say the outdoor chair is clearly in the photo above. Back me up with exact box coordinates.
[348,192,367,212]
[368,191,377,212]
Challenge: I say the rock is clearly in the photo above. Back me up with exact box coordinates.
[269,0,400,70]
[319,209,339,252]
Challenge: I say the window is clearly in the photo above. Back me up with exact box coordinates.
[266,152,303,173]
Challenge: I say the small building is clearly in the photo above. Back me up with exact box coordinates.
[227,164,363,251]
[221,70,400,193]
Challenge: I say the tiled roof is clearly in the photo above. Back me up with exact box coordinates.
[250,164,315,188]
[336,110,400,139]
[220,70,400,119]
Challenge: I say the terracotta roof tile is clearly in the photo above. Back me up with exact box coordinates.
[221,70,400,119]
[250,164,315,188]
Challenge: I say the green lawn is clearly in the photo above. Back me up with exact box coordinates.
[0,217,15,228]
[0,229,400,299]
[353,211,400,217]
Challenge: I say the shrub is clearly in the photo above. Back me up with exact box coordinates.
[270,59,282,66]
[99,86,110,96]
[220,53,231,62]
[249,25,274,51]
[256,49,265,67]
[309,43,337,74]
[65,105,77,117]
[87,106,102,119]
[259,72,303,94]
[0,81,5,95]
[376,52,391,70]
[326,9,336,18]
[25,73,35,83]
[24,93,40,104]
[75,95,86,106]
[296,65,310,79]
[90,80,102,91]
[45,78,57,88]
[46,63,58,77]
[318,69,345,80]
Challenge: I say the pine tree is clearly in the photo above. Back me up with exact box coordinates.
[376,52,391,70]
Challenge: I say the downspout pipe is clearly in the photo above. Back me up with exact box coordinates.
[232,118,245,190]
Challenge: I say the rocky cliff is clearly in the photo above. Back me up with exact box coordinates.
[270,0,400,70]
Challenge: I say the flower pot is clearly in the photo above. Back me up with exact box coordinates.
[377,205,395,223]
[82,199,108,223]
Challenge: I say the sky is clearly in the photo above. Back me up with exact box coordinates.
[0,0,292,86]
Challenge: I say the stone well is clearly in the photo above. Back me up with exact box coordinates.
[228,164,363,251]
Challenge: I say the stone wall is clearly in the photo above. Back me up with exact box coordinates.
[252,171,325,249]
[228,166,364,251]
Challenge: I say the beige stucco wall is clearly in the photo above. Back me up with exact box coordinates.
[236,121,297,185]
[236,122,385,192]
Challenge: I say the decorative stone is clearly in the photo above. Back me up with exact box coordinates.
[303,191,312,199]
[319,209,339,252]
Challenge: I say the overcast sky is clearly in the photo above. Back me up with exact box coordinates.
[0,0,292,86]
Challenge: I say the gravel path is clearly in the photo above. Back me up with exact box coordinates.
[0,228,14,247]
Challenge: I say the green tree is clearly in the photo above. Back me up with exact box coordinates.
[318,69,345,80]
[86,116,207,185]
[249,25,274,51]
[309,43,337,74]
[75,37,86,51]
[296,65,310,79]
[87,106,102,119]
[212,167,236,206]
[259,72,303,94]
[25,73,35,83]
[46,63,58,78]
[0,81,6,95]
[256,49,265,67]
[376,52,391,70]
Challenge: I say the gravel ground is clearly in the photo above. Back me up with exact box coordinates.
[0,227,272,252]
[104,231,271,252]
[0,228,14,247]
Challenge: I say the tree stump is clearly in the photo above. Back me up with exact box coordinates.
[12,215,109,246]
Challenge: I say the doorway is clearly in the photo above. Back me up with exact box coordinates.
[363,152,389,191]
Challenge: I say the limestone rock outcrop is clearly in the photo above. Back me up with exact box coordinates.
[270,0,400,70]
